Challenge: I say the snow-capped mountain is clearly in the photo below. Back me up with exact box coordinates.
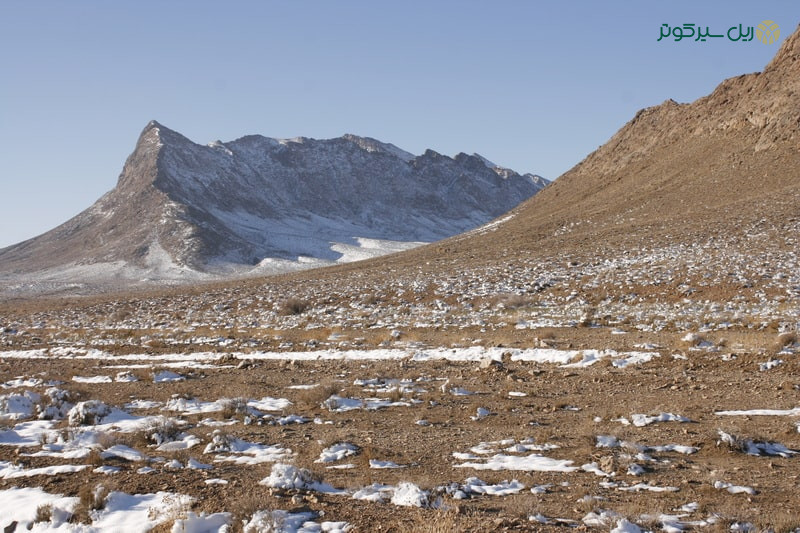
[0,121,547,292]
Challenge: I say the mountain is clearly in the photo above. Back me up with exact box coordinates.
[0,123,546,293]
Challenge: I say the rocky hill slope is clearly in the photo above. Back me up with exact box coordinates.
[295,23,799,285]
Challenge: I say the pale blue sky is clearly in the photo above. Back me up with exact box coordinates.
[0,1,796,248]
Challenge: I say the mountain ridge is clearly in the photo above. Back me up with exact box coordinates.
[0,122,547,294]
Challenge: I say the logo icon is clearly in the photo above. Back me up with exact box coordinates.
[756,20,780,44]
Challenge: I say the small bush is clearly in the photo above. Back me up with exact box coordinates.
[34,504,53,524]
[145,416,183,446]
[72,484,110,523]
[146,493,192,523]
[295,380,340,409]
[229,491,272,529]
[774,331,798,352]
[203,430,234,454]
[219,397,250,419]
[278,298,310,316]
[86,448,105,467]
[383,386,403,403]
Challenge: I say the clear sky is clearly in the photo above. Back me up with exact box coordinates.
[0,1,796,248]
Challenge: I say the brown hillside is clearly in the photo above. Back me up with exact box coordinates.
[361,23,800,273]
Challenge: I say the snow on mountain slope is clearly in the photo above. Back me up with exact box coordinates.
[0,122,547,294]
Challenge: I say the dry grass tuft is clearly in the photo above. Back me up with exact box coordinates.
[773,331,797,352]
[278,298,310,316]
[295,380,340,410]
[86,448,105,467]
[225,491,273,532]
[72,484,110,524]
[219,397,249,419]
[34,504,53,524]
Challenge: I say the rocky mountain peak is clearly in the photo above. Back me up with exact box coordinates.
[0,123,547,293]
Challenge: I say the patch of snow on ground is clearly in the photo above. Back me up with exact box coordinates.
[715,407,800,416]
[0,391,39,420]
[713,480,756,495]
[630,413,691,427]
[596,435,698,455]
[153,371,185,383]
[455,453,576,472]
[157,434,202,452]
[0,487,78,529]
[165,396,290,416]
[611,519,644,533]
[369,459,406,469]
[0,420,55,447]
[72,375,113,383]
[204,431,292,464]
[2,377,44,389]
[448,477,526,498]
[322,395,410,412]
[101,444,147,461]
[0,347,661,366]
[92,491,194,532]
[259,463,344,494]
[390,482,428,507]
[244,509,351,533]
[170,511,231,533]
[0,461,88,479]
[315,443,359,463]
[617,482,679,493]
[759,359,783,371]
[717,430,797,457]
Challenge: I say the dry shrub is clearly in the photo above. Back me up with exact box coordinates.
[150,416,183,444]
[124,416,182,448]
[226,490,273,532]
[86,448,105,467]
[72,484,110,524]
[385,386,403,403]
[278,298,309,316]
[34,504,53,524]
[144,338,169,349]
[219,397,249,419]
[680,332,707,348]
[757,512,800,532]
[774,331,797,352]
[357,444,375,486]
[295,380,340,409]
[170,448,192,465]
[146,493,192,524]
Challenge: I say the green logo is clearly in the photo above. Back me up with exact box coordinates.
[756,20,780,44]
[658,21,780,43]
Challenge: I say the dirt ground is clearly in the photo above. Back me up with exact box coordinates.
[1,324,799,531]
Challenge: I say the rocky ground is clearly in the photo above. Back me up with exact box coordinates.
[0,245,798,531]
